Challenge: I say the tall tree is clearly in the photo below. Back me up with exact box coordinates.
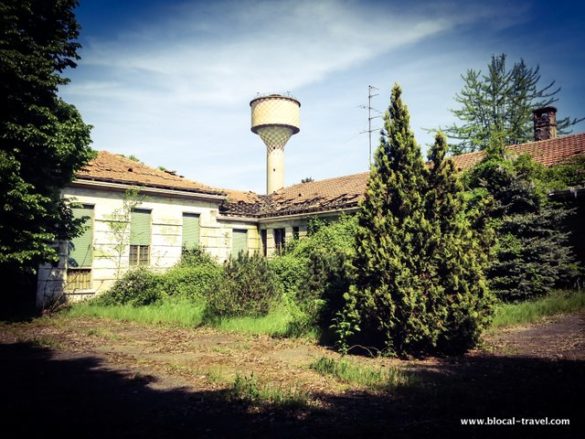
[335,85,492,355]
[425,133,493,352]
[0,1,94,275]
[444,54,583,155]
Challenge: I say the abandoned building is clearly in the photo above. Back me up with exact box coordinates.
[36,100,585,306]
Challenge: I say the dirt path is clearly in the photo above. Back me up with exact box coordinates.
[1,313,583,438]
[481,313,585,360]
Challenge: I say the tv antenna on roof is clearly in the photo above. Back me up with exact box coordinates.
[359,85,382,166]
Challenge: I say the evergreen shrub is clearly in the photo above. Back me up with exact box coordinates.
[206,252,279,317]
[281,216,357,330]
[464,150,581,302]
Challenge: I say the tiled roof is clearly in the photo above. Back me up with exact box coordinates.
[76,151,224,196]
[256,132,585,218]
[219,189,268,216]
[77,133,585,218]
[450,132,585,171]
[264,173,368,216]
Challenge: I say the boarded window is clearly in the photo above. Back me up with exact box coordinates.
[130,209,151,266]
[274,228,285,255]
[182,213,200,250]
[68,205,94,268]
[232,229,248,256]
[66,268,91,291]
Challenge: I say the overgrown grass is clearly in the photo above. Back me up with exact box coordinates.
[310,356,412,390]
[212,307,291,335]
[491,289,585,330]
[66,298,206,328]
[66,297,316,338]
[230,373,309,408]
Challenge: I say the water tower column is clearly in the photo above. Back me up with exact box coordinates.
[250,95,301,194]
[267,140,285,194]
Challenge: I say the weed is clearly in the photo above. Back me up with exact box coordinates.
[230,373,309,408]
[310,356,411,390]
[206,367,229,384]
[490,289,585,330]
[28,336,62,350]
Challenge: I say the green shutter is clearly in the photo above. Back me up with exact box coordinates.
[69,205,94,268]
[232,229,248,256]
[130,209,151,245]
[182,213,200,249]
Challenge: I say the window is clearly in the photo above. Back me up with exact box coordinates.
[129,245,150,266]
[66,268,91,291]
[274,228,285,255]
[292,226,300,240]
[232,229,248,256]
[66,205,94,291]
[261,229,267,257]
[130,209,151,266]
[182,213,200,253]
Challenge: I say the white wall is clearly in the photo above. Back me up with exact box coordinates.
[36,185,260,307]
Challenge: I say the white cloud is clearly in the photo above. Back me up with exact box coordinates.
[62,0,529,192]
[70,0,479,105]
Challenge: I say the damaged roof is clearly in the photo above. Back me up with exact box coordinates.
[77,132,585,218]
[76,151,224,196]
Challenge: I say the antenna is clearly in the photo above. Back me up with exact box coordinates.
[359,85,381,166]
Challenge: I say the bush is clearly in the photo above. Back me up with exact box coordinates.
[97,267,162,307]
[158,264,223,301]
[179,246,218,267]
[291,216,357,330]
[267,254,309,297]
[206,252,280,318]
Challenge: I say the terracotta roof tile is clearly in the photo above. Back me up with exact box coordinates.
[450,132,585,171]
[76,151,224,196]
[77,133,585,218]
[260,132,585,217]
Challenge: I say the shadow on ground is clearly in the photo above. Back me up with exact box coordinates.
[1,342,582,438]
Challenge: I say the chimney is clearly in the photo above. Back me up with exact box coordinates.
[532,106,557,141]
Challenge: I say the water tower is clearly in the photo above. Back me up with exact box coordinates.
[250,94,300,194]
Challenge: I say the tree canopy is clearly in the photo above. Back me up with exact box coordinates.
[443,54,584,155]
[0,0,94,273]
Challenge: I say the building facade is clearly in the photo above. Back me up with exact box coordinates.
[36,107,585,307]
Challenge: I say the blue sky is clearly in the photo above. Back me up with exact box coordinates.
[61,0,585,193]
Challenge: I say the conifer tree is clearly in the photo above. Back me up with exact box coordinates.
[335,85,493,355]
[464,141,580,301]
[339,84,431,354]
[444,54,583,155]
[425,133,493,352]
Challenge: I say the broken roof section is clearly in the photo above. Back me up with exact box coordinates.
[220,132,585,218]
[77,132,585,219]
[76,151,224,196]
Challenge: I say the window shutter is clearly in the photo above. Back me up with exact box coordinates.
[182,213,200,249]
[232,229,248,256]
[130,209,151,245]
[69,205,94,267]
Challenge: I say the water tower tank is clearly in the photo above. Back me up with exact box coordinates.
[250,94,300,194]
